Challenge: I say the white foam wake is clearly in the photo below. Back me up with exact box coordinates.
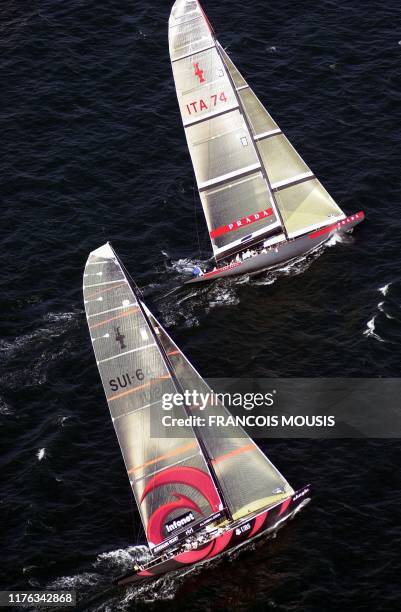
[363,316,385,342]
[36,448,46,461]
[94,545,151,571]
[379,283,390,296]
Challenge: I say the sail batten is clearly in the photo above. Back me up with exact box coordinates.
[254,128,282,141]
[198,162,261,191]
[271,172,315,191]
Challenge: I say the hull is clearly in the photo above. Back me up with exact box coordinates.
[116,484,311,587]
[185,212,364,285]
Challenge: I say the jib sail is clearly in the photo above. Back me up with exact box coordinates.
[144,305,294,521]
[218,42,345,239]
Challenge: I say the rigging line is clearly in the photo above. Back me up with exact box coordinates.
[114,249,144,300]
[153,285,183,302]
[193,180,202,260]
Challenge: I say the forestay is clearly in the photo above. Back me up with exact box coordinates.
[83,243,224,551]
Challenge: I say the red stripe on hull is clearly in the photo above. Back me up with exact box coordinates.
[308,211,364,239]
[207,530,233,558]
[175,542,214,564]
[278,497,291,516]
[203,262,242,278]
[248,510,268,538]
[138,569,153,577]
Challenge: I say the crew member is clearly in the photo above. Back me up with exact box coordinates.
[192,265,204,277]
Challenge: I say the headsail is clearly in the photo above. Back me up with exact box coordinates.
[83,243,225,551]
[169,0,345,256]
[144,306,294,521]
[218,43,345,238]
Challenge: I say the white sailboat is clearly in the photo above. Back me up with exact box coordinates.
[83,242,311,585]
[168,0,364,283]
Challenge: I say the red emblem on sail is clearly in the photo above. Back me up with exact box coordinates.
[193,63,205,83]
[141,466,221,546]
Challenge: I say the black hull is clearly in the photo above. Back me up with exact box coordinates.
[116,484,311,587]
[185,212,364,285]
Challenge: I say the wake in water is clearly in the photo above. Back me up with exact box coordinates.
[363,315,385,342]
[48,525,284,610]
[154,235,354,325]
[253,234,345,286]
[46,545,183,610]
[0,311,80,360]
[36,447,47,461]
[0,311,81,392]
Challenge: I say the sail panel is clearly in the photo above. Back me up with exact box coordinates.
[171,46,238,127]
[145,307,294,521]
[257,134,311,187]
[200,171,279,251]
[217,43,248,89]
[275,178,345,238]
[185,109,260,187]
[239,88,279,136]
[169,0,214,61]
[84,243,224,549]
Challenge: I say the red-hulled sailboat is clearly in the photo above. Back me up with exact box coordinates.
[167,0,364,284]
[83,242,311,586]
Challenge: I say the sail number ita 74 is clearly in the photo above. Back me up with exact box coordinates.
[186,92,227,116]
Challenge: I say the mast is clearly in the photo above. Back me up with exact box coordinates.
[114,248,233,523]
[214,40,289,243]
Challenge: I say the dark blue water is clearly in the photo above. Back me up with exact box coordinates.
[1,0,401,609]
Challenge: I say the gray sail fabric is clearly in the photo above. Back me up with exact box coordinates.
[83,243,224,549]
[216,39,346,237]
[169,0,214,61]
[274,178,345,237]
[200,172,279,250]
[171,46,238,127]
[145,306,294,521]
[169,0,281,258]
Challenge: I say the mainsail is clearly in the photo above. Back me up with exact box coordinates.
[84,243,293,550]
[83,243,225,551]
[169,0,345,258]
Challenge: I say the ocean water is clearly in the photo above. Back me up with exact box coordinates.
[1,0,401,610]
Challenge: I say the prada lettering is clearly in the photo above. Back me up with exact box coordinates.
[210,208,274,239]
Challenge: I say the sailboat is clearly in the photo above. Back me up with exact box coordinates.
[168,0,364,284]
[83,242,311,586]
